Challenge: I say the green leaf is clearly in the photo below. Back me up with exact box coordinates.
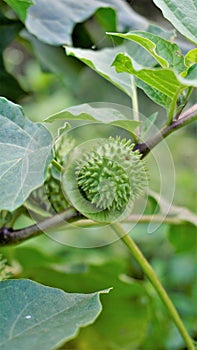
[0,279,109,350]
[16,260,150,350]
[153,0,197,45]
[0,15,25,101]
[24,0,146,46]
[178,63,197,87]
[45,103,132,123]
[146,23,176,40]
[25,0,148,45]
[65,25,178,108]
[136,79,171,108]
[65,46,133,97]
[0,97,52,211]
[108,31,168,68]
[112,52,185,99]
[4,0,33,22]
[109,120,140,134]
[108,30,186,73]
[184,48,197,67]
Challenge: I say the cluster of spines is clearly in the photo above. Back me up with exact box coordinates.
[75,136,147,213]
[30,135,75,214]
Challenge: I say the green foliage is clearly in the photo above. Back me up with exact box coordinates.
[0,12,25,100]
[153,0,197,45]
[24,0,140,46]
[0,279,109,349]
[108,30,186,72]
[3,0,33,22]
[0,0,196,349]
[112,52,185,98]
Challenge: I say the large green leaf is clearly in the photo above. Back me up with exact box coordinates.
[4,0,33,22]
[108,31,186,73]
[24,0,147,46]
[178,63,197,87]
[153,0,197,45]
[0,98,52,211]
[112,52,185,99]
[0,279,109,350]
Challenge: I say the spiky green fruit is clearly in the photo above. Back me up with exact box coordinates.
[62,136,148,223]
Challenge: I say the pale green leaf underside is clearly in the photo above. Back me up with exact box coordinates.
[0,98,52,211]
[45,103,138,124]
[25,0,146,46]
[153,0,197,44]
[0,279,109,350]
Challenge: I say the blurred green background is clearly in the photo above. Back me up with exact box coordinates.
[0,0,196,349]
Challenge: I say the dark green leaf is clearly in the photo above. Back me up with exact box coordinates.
[0,97,52,211]
[0,69,25,102]
[0,279,109,350]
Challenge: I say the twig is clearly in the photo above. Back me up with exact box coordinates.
[134,103,197,157]
[0,207,81,246]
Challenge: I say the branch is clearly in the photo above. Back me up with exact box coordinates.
[73,214,183,227]
[134,103,197,157]
[0,207,81,246]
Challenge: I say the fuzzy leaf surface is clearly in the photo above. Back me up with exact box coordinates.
[153,0,197,44]
[0,279,109,350]
[0,98,52,211]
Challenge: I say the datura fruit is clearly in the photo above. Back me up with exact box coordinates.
[62,136,148,223]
